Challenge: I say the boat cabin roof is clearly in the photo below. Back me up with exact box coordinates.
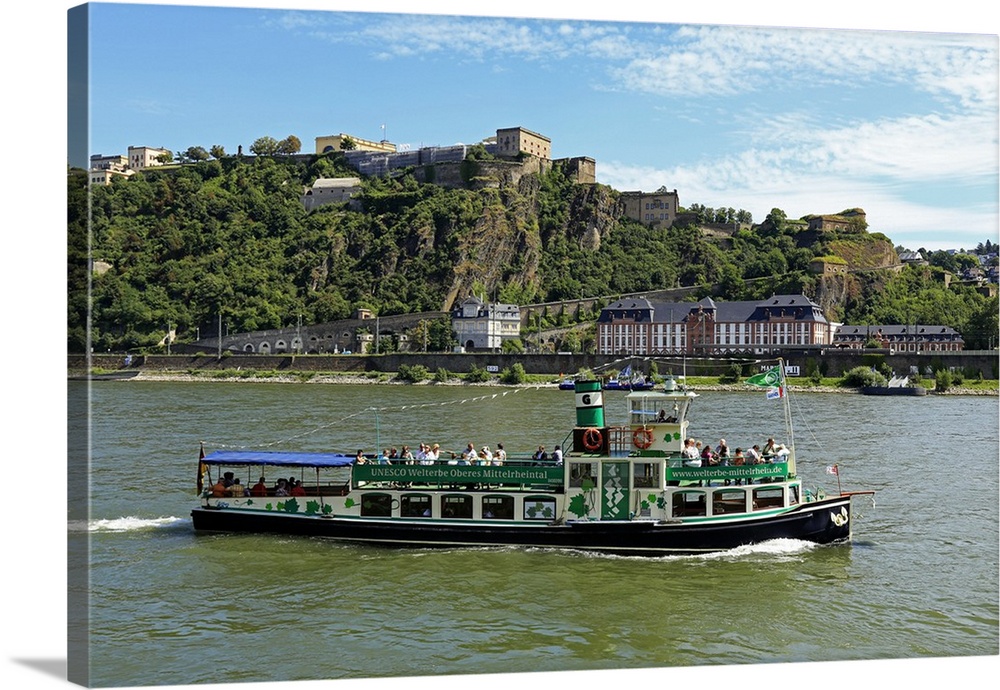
[202,450,354,468]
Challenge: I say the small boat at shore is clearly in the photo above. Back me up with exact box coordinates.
[559,364,655,392]
[861,374,927,396]
[192,360,873,556]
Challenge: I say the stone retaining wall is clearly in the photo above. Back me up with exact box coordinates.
[71,349,999,379]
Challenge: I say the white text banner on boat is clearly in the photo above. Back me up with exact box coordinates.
[665,462,789,482]
[353,465,564,485]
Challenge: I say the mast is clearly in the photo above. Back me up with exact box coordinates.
[778,357,796,476]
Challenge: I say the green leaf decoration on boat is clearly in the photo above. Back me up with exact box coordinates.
[581,478,596,492]
[344,497,356,509]
[322,503,333,515]
[281,498,300,513]
[305,500,320,515]
[568,494,590,517]
[673,432,681,440]
[265,502,274,511]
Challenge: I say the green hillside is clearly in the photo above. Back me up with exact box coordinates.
[67,153,997,352]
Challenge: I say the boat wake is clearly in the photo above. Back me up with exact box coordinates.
[551,537,818,562]
[697,538,818,561]
[69,516,190,533]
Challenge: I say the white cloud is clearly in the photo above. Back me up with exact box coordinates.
[281,12,997,112]
[611,24,998,108]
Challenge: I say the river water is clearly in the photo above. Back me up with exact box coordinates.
[68,380,997,688]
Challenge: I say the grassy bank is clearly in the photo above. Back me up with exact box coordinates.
[101,368,998,395]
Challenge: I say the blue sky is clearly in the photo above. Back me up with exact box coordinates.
[74,1,999,253]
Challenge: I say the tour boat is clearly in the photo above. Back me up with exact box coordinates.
[191,363,873,556]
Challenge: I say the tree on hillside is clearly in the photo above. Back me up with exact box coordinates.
[250,136,280,156]
[155,151,173,164]
[210,145,226,159]
[339,136,357,151]
[759,208,788,236]
[185,146,210,162]
[277,135,302,155]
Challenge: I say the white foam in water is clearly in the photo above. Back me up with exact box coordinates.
[74,516,188,532]
[697,538,817,561]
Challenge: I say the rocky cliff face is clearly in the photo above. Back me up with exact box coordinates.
[440,165,622,308]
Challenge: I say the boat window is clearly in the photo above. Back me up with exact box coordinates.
[442,494,473,519]
[788,484,800,506]
[569,462,597,488]
[629,397,659,425]
[633,462,660,488]
[672,491,706,517]
[752,487,784,511]
[482,495,514,520]
[360,493,392,517]
[401,494,433,518]
[712,489,748,515]
[523,496,556,521]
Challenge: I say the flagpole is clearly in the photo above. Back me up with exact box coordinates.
[779,357,796,477]
[836,464,843,495]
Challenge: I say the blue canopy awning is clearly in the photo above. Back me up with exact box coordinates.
[202,450,354,469]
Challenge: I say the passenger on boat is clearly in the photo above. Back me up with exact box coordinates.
[462,443,478,462]
[226,478,249,497]
[425,444,441,462]
[746,445,762,464]
[290,480,306,496]
[532,445,548,463]
[762,438,778,458]
[701,444,716,465]
[480,445,493,464]
[222,471,235,487]
[494,443,506,465]
[715,439,730,464]
[552,445,564,465]
[250,477,268,497]
[355,449,367,465]
[274,479,290,496]
[211,477,228,497]
[681,438,702,466]
[733,448,745,465]
[400,446,415,464]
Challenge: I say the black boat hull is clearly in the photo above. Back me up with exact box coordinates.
[192,495,854,556]
[860,386,927,396]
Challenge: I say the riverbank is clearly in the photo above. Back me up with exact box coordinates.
[100,369,998,395]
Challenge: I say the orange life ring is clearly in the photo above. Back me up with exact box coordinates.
[633,427,654,450]
[582,427,603,452]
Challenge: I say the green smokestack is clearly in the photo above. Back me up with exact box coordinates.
[574,380,604,427]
